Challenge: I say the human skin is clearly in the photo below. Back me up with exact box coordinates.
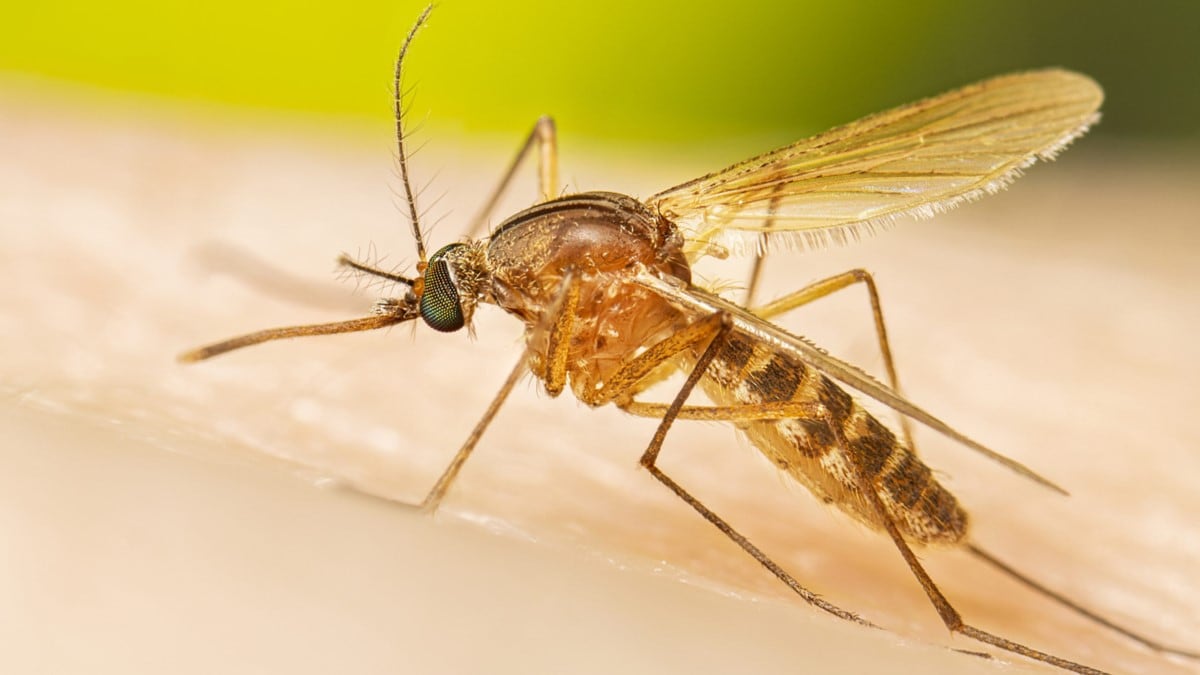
[2,82,1197,674]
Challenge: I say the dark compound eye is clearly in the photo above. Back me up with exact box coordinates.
[419,244,465,332]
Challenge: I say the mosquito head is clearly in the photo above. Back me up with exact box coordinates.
[415,241,489,333]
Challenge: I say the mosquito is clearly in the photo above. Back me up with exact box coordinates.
[181,7,1196,674]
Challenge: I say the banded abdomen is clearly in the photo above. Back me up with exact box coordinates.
[697,333,968,545]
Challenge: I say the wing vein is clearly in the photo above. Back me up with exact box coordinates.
[645,69,1103,258]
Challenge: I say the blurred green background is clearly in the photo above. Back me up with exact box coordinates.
[3,0,1198,147]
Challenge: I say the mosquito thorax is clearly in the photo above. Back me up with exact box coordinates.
[484,192,691,320]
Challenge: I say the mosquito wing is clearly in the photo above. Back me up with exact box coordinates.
[647,69,1103,259]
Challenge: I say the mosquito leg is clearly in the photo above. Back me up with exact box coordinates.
[752,268,913,446]
[415,271,718,510]
[466,115,559,239]
[641,467,878,627]
[822,411,1108,674]
[417,267,594,512]
[631,312,875,627]
[415,268,725,512]
[414,349,529,513]
[742,182,787,306]
[624,394,1195,663]
[743,251,768,309]
[967,543,1199,660]
[539,270,580,397]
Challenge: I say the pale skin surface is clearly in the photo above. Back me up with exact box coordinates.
[1,81,1197,674]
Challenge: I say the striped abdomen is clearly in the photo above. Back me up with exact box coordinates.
[697,333,968,545]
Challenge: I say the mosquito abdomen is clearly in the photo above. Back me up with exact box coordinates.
[701,334,968,545]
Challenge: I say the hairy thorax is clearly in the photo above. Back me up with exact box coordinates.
[486,192,691,395]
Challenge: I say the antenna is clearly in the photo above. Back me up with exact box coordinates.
[394,4,434,264]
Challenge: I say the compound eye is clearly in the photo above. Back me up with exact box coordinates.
[419,245,465,332]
